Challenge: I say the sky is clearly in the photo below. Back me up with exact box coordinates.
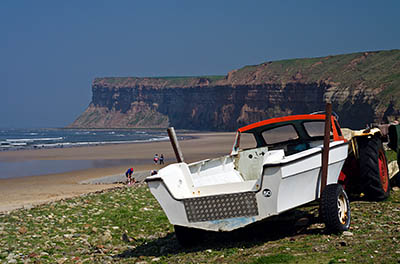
[1,0,399,128]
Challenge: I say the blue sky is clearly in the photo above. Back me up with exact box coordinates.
[1,0,399,128]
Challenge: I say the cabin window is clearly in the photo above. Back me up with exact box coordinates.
[303,121,325,137]
[239,132,257,149]
[261,125,298,144]
[303,121,333,138]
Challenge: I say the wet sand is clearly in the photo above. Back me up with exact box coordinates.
[0,132,236,213]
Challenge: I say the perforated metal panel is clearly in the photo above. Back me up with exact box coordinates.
[183,192,258,222]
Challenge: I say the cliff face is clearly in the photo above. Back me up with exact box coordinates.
[70,49,400,130]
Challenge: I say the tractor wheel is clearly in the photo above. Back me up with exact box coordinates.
[358,136,390,201]
[320,184,351,233]
[174,225,203,247]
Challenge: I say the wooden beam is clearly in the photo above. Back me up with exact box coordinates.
[320,103,332,194]
[167,127,184,163]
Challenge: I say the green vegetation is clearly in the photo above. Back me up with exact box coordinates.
[1,184,399,263]
[386,149,397,162]
[251,254,296,264]
[82,110,103,125]
[91,49,400,123]
[238,50,400,84]
[95,50,400,96]
[127,109,169,127]
[155,75,225,81]
[229,49,400,116]
[94,75,225,88]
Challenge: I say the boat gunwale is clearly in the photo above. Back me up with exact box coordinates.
[145,141,349,201]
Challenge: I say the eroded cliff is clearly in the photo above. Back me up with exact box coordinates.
[70,49,400,130]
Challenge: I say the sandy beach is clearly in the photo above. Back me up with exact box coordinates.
[0,132,236,213]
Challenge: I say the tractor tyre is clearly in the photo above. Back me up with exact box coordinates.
[174,225,203,247]
[320,184,351,233]
[358,136,390,201]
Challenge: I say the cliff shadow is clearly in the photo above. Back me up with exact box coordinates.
[333,101,376,129]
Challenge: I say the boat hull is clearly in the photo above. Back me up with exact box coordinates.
[146,141,348,231]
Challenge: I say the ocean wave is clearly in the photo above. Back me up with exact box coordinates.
[6,138,35,143]
[11,142,27,146]
[6,137,64,143]
[58,137,170,146]
[0,141,12,148]
[147,136,170,142]
[74,131,91,135]
[0,129,171,151]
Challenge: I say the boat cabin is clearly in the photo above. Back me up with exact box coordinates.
[232,114,345,156]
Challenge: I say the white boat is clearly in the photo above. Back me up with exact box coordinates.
[146,114,350,244]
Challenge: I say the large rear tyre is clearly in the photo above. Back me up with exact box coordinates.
[358,136,390,201]
[174,225,203,247]
[320,184,351,233]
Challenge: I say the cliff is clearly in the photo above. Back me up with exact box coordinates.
[70,49,400,130]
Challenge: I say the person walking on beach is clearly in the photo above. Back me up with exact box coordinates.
[153,154,159,164]
[159,154,164,165]
[125,168,135,185]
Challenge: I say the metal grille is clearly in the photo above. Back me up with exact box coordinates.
[183,192,258,222]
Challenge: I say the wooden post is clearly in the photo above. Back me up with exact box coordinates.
[167,127,184,163]
[320,103,332,194]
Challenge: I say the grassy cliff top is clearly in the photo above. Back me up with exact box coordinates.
[228,49,400,86]
[94,49,400,90]
[93,75,225,88]
[93,50,400,108]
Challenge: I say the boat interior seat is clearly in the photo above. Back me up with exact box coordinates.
[235,147,268,181]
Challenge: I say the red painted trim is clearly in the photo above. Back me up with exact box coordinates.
[238,114,326,133]
[378,149,389,192]
[331,117,345,141]
[238,114,345,142]
[338,170,348,190]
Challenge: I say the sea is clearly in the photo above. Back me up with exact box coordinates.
[0,128,169,151]
[0,128,170,179]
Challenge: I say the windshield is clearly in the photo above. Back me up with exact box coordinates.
[261,124,299,145]
[303,121,333,138]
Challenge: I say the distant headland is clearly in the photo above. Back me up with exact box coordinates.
[69,49,400,130]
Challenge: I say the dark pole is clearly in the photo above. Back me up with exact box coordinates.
[320,103,332,194]
[167,127,184,163]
